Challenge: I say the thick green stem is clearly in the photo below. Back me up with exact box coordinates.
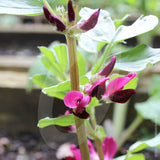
[118,114,144,149]
[66,35,90,160]
[113,102,128,141]
[86,119,104,160]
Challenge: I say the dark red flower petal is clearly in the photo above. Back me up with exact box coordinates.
[66,156,75,160]
[109,89,136,103]
[74,107,90,119]
[91,85,105,100]
[79,8,100,31]
[98,56,116,77]
[43,5,55,24]
[68,0,75,22]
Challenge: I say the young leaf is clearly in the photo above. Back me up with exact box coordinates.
[77,50,86,77]
[32,72,59,89]
[127,133,160,155]
[0,0,43,16]
[54,44,68,72]
[39,46,67,80]
[114,44,160,72]
[42,80,71,99]
[38,114,75,128]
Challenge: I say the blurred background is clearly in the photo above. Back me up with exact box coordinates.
[0,0,160,159]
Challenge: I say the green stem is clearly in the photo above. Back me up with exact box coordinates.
[113,102,128,141]
[118,114,144,149]
[93,42,115,74]
[42,0,55,15]
[66,35,90,160]
[85,119,104,160]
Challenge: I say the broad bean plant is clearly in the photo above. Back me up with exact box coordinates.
[1,0,160,160]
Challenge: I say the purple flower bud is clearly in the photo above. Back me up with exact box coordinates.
[43,5,66,32]
[79,8,100,31]
[68,0,75,22]
[43,5,55,24]
[54,16,66,32]
[98,56,116,77]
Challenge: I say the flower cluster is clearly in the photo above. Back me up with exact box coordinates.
[65,137,117,160]
[43,0,100,33]
[64,56,137,119]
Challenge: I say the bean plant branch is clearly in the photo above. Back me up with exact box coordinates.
[66,35,90,160]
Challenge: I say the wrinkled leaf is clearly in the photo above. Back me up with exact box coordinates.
[38,114,75,128]
[43,80,71,100]
[0,0,43,16]
[114,44,160,72]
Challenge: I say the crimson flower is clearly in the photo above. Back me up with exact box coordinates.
[85,56,116,100]
[102,73,137,103]
[66,137,117,160]
[64,91,91,119]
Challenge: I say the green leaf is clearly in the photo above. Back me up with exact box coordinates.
[27,55,48,92]
[53,44,68,72]
[0,0,43,16]
[127,134,160,155]
[135,97,160,125]
[77,50,86,77]
[38,114,75,128]
[39,46,66,80]
[79,9,158,43]
[32,72,59,89]
[47,0,68,10]
[80,76,89,85]
[114,154,145,160]
[79,34,98,53]
[114,44,160,72]
[42,80,71,99]
[114,15,158,42]
[148,75,160,97]
[96,126,106,142]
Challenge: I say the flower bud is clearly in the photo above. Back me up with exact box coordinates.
[43,5,66,32]
[79,8,100,31]
[68,0,75,22]
[98,56,116,77]
[43,5,55,24]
